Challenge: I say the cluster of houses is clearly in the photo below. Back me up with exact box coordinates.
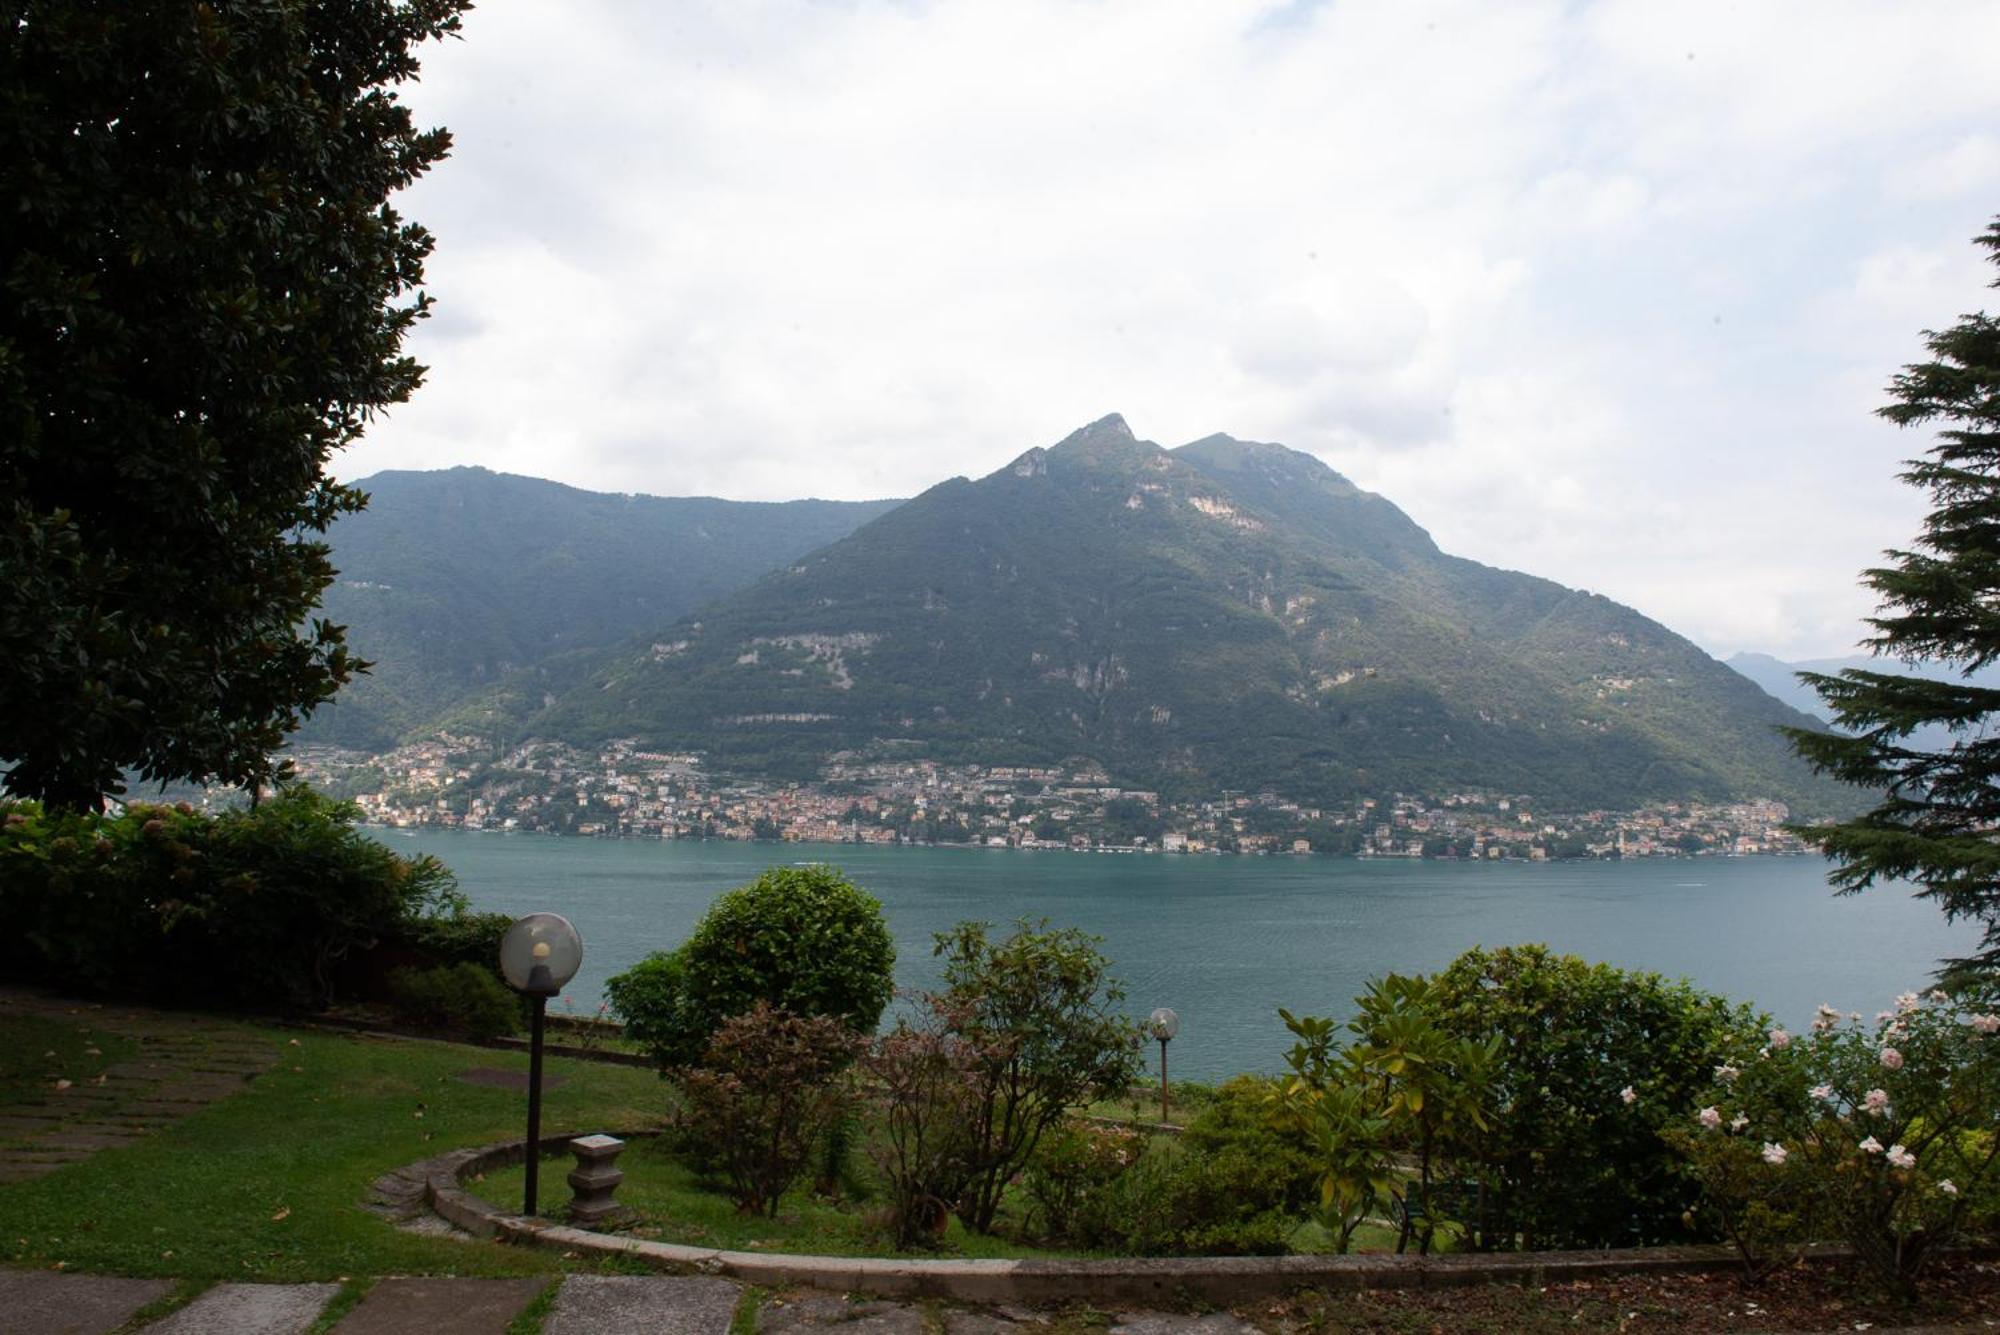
[286,736,1812,861]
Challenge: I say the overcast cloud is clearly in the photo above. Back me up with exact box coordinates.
[339,0,2000,662]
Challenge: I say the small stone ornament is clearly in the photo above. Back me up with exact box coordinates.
[567,1133,626,1227]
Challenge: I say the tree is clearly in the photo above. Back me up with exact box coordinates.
[932,918,1142,1234]
[0,2,468,810]
[1788,218,2000,975]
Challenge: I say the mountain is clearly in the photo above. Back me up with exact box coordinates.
[494,415,1848,814]
[1728,651,2000,754]
[299,468,901,748]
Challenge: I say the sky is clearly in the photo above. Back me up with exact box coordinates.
[340,0,2000,663]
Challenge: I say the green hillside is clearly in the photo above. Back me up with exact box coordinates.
[300,468,900,748]
[508,416,1848,814]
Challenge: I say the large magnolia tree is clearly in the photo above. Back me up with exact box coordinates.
[1790,216,2000,975]
[0,1,467,809]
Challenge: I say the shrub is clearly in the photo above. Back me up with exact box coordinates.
[933,919,1144,1233]
[392,910,514,974]
[1430,944,1761,1250]
[1669,987,2000,1298]
[0,786,461,1011]
[386,963,520,1041]
[606,864,895,1069]
[1071,1139,1296,1256]
[605,950,695,1068]
[1181,1075,1319,1215]
[667,1002,865,1217]
[1021,1117,1146,1244]
[863,994,997,1249]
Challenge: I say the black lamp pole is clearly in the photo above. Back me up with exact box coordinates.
[523,963,556,1215]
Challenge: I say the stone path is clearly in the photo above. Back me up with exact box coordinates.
[0,1270,1291,1333]
[0,988,278,1185]
[7,1268,2000,1334]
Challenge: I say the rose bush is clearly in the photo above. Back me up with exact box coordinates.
[1669,988,2000,1297]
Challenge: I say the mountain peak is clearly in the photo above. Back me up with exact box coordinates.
[1175,432,1359,495]
[1077,412,1132,439]
[993,413,1161,479]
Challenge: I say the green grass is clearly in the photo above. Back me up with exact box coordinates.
[0,1014,139,1110]
[472,1137,1080,1260]
[0,1021,665,1281]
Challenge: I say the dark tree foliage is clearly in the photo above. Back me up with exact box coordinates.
[0,1,467,809]
[1789,218,2000,974]
[606,865,897,1070]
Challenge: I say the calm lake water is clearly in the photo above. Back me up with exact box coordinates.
[374,830,1982,1081]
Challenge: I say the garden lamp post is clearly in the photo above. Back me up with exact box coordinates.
[499,912,583,1216]
[1147,1007,1178,1125]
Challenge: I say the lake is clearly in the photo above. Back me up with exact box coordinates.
[373,830,1982,1081]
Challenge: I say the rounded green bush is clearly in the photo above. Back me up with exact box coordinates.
[607,864,895,1069]
[1430,943,1763,1250]
[387,962,521,1041]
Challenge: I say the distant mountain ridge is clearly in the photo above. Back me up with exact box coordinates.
[1727,651,2000,754]
[301,467,901,748]
[483,415,1848,814]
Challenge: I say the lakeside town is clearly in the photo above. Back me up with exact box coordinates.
[287,734,1815,861]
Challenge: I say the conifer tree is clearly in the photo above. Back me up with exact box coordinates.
[1789,217,2000,974]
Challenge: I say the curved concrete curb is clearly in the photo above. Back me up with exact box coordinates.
[408,1131,1780,1305]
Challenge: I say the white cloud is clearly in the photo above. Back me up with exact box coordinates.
[342,0,2000,660]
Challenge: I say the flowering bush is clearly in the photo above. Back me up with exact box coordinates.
[1669,989,2000,1297]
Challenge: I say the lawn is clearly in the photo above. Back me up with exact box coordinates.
[473,1135,1078,1261]
[0,1013,663,1282]
[0,1015,138,1108]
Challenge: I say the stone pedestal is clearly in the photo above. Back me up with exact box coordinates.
[567,1133,625,1227]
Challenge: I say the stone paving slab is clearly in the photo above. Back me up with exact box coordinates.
[942,1313,1031,1333]
[147,1282,341,1334]
[0,1270,176,1335]
[332,1277,547,1335]
[0,988,278,1184]
[545,1274,740,1334]
[1109,1317,1258,1334]
[759,1292,927,1333]
[35,1130,149,1151]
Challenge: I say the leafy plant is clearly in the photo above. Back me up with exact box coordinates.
[1180,1075,1319,1214]
[933,919,1144,1234]
[667,1002,865,1218]
[1277,976,1496,1256]
[606,864,895,1069]
[1271,1012,1396,1255]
